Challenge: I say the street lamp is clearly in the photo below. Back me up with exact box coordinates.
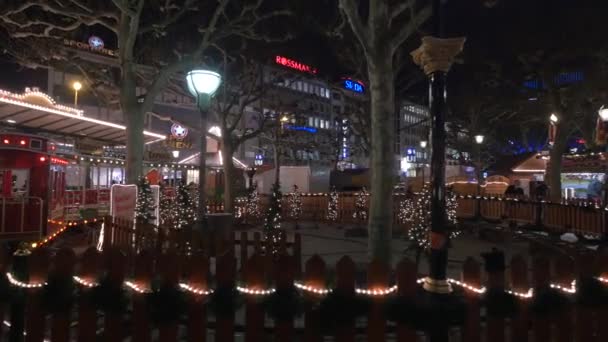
[186,69,221,230]
[72,81,82,106]
[474,135,484,218]
[599,106,608,122]
[550,113,559,124]
[172,150,180,158]
[419,140,428,184]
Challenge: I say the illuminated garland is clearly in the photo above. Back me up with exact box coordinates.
[327,187,339,221]
[135,177,156,225]
[353,187,368,221]
[263,182,283,255]
[7,271,606,299]
[288,185,302,220]
[405,184,460,249]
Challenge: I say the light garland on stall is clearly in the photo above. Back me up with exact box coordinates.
[236,285,276,295]
[327,187,339,221]
[179,283,213,295]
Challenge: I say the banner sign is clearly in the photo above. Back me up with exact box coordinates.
[110,184,137,221]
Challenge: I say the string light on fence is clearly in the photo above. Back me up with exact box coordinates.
[549,280,577,294]
[355,285,398,296]
[447,278,487,294]
[179,283,213,295]
[6,272,45,288]
[294,282,332,295]
[506,288,534,299]
[72,276,98,288]
[237,285,276,295]
[124,281,151,294]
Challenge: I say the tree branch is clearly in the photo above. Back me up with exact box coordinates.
[391,4,431,52]
[338,0,370,52]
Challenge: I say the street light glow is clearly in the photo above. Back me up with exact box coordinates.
[72,81,82,91]
[599,106,608,122]
[420,140,427,148]
[474,135,484,144]
[280,115,289,123]
[186,70,221,97]
[550,113,558,124]
[172,150,180,158]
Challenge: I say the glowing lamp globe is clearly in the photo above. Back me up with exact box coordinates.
[599,106,608,122]
[72,81,82,91]
[474,135,484,144]
[549,113,558,124]
[420,141,428,148]
[172,150,180,158]
[186,70,221,97]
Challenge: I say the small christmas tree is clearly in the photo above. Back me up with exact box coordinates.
[288,184,302,221]
[406,183,460,250]
[353,187,368,221]
[174,182,197,229]
[263,182,283,255]
[159,185,176,228]
[327,187,339,221]
[135,177,157,225]
[245,184,261,220]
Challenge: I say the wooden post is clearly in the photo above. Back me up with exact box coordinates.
[186,251,208,342]
[240,231,248,273]
[303,255,325,342]
[395,258,417,342]
[215,252,236,342]
[50,248,76,342]
[294,233,302,278]
[335,256,356,342]
[485,254,506,342]
[554,255,573,342]
[509,255,529,342]
[531,257,551,342]
[274,254,295,341]
[244,254,265,341]
[77,247,99,342]
[102,215,113,250]
[103,248,126,342]
[132,250,153,342]
[24,247,50,342]
[461,257,481,342]
[367,259,388,340]
[159,251,180,342]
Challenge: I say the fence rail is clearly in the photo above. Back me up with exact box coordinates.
[2,245,608,340]
[239,193,607,238]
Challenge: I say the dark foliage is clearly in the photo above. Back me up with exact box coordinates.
[529,287,570,316]
[263,285,303,321]
[576,276,608,308]
[42,274,75,314]
[482,288,519,318]
[146,283,187,325]
[318,289,371,331]
[208,285,243,318]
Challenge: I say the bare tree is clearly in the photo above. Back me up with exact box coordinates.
[338,0,431,264]
[0,0,289,183]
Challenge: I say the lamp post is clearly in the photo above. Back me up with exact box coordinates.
[474,135,484,219]
[72,81,82,107]
[186,69,221,231]
[599,107,608,210]
[172,150,180,159]
[420,140,428,185]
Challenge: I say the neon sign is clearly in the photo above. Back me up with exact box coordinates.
[343,79,365,93]
[285,125,317,133]
[275,56,317,75]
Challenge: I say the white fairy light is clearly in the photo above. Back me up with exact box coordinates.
[236,285,276,295]
[179,283,213,295]
[6,272,45,288]
[294,282,332,295]
[72,276,98,288]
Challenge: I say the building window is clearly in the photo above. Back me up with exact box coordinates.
[308,117,314,126]
[315,118,320,127]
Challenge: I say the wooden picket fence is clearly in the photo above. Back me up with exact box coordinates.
[2,246,608,340]
[242,193,607,238]
[101,216,302,266]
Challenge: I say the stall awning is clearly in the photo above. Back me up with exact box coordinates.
[0,88,165,144]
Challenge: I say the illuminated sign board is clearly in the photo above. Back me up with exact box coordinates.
[343,79,365,93]
[63,37,118,57]
[170,124,188,139]
[285,125,317,133]
[275,56,317,75]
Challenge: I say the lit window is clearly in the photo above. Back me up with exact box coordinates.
[297,81,302,91]
[315,118,320,127]
[309,117,314,126]
[303,82,308,93]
